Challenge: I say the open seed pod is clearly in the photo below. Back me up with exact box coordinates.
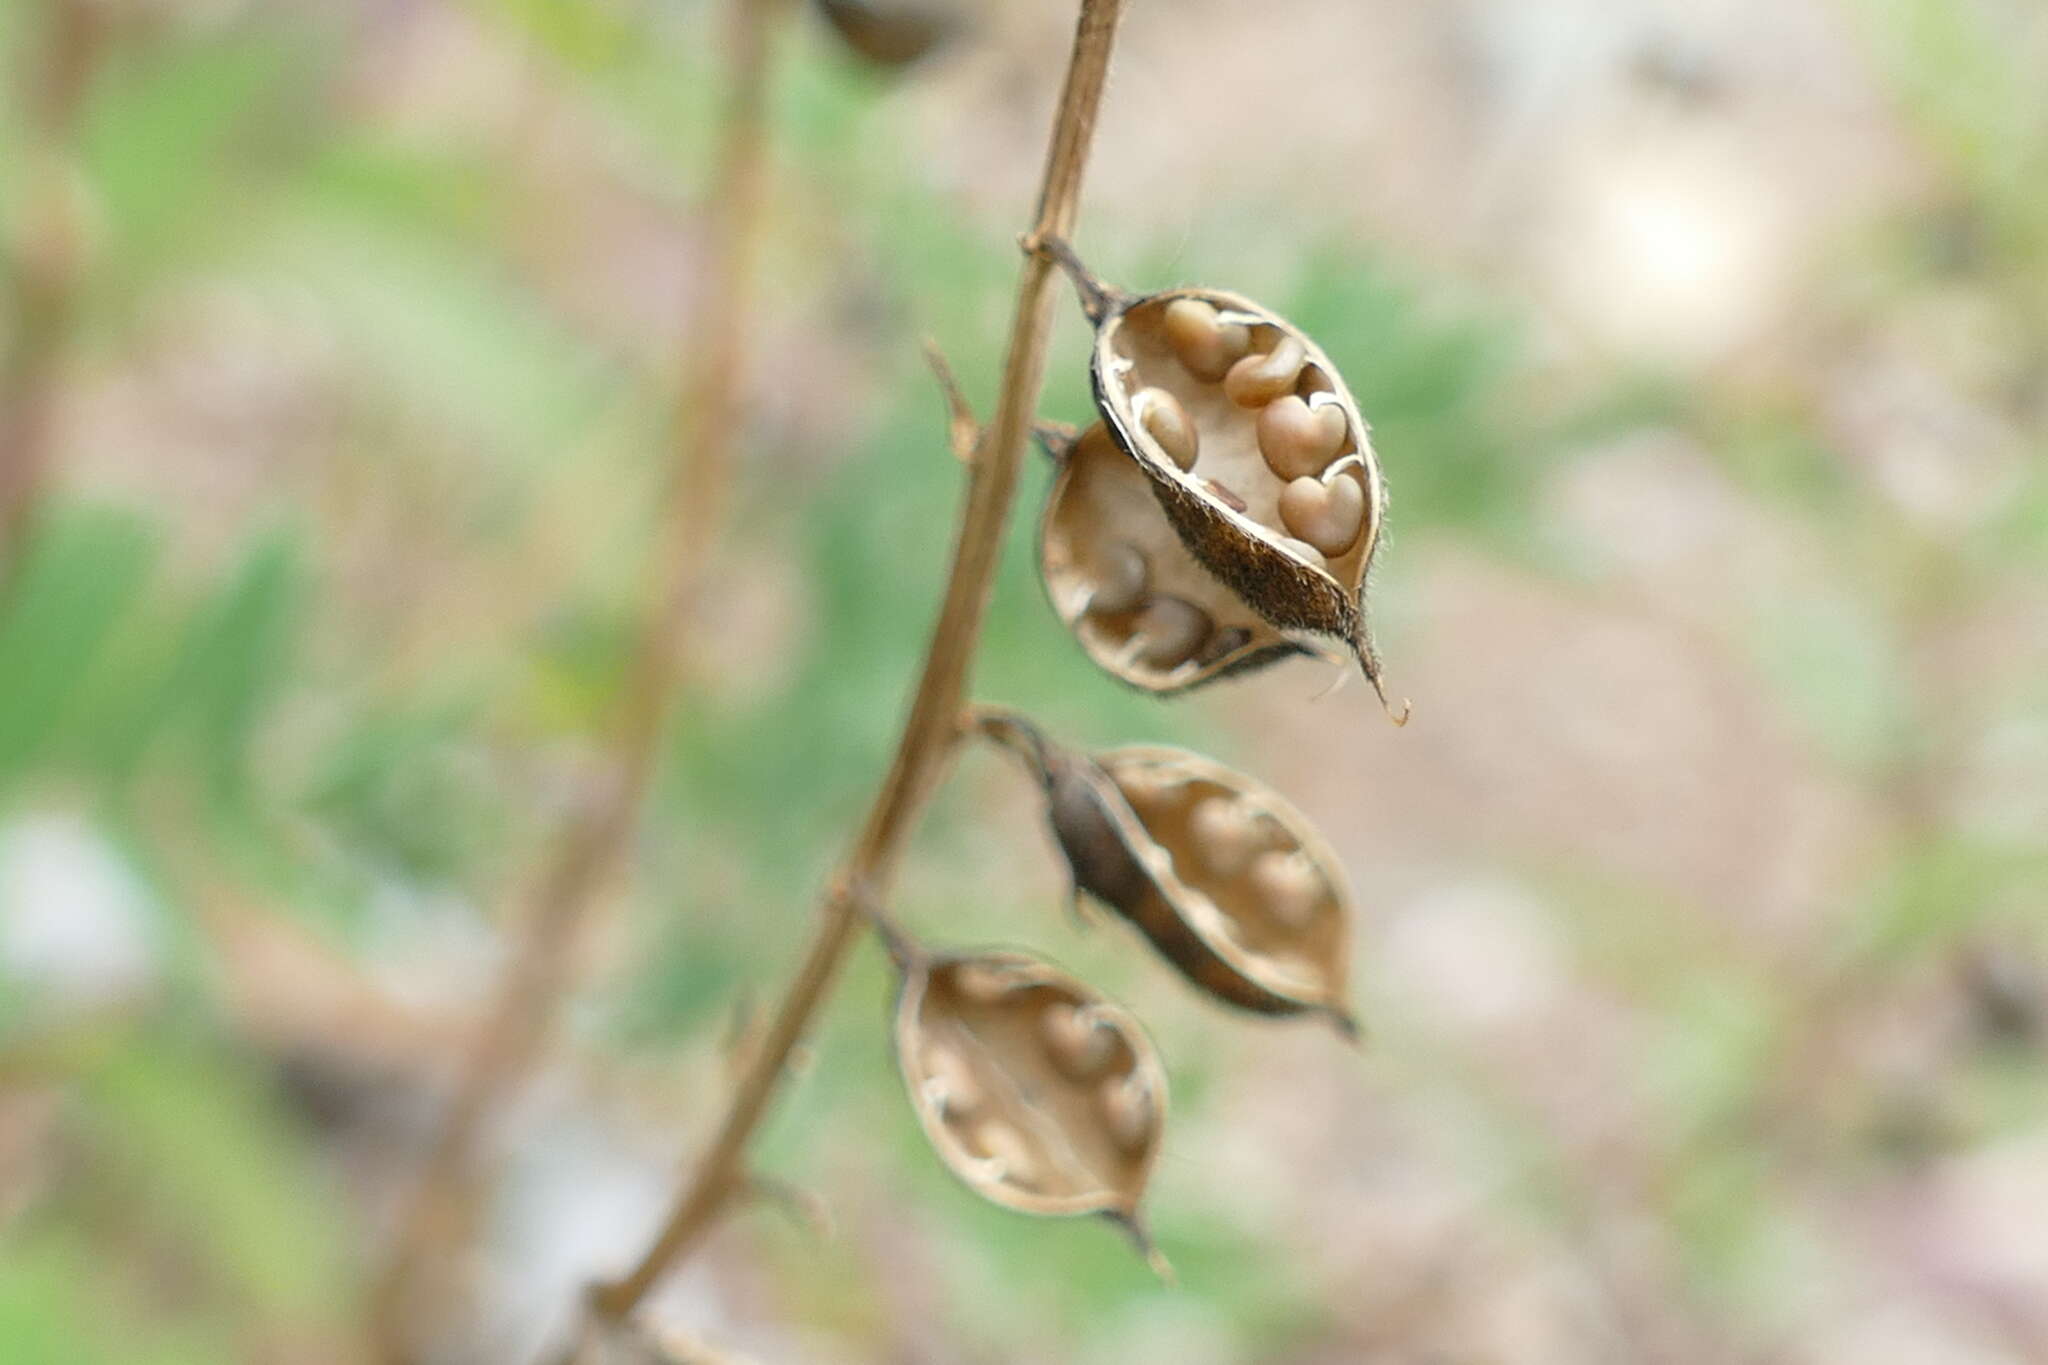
[977,711,1358,1034]
[1044,242,1401,718]
[895,950,1167,1256]
[1040,420,1305,693]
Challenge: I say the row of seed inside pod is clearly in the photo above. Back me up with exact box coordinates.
[1144,296,1370,567]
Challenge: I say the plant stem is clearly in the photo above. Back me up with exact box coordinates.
[370,0,792,1354]
[0,0,103,596]
[576,0,1127,1338]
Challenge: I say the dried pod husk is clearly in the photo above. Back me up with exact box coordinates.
[979,712,1357,1033]
[813,0,959,68]
[1054,251,1396,707]
[1039,420,1306,693]
[895,951,1167,1240]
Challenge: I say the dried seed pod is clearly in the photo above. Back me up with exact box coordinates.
[1039,421,1305,694]
[812,0,959,67]
[977,711,1357,1033]
[895,951,1168,1236]
[1046,243,1402,715]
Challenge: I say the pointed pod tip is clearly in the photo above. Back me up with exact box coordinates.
[1109,1210,1176,1285]
[1351,631,1411,728]
[1329,1008,1365,1048]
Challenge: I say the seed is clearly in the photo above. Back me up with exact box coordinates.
[1223,334,1307,408]
[1134,387,1198,471]
[1188,796,1262,878]
[1249,850,1324,931]
[1161,297,1250,382]
[1257,394,1348,479]
[1040,1002,1116,1080]
[973,1117,1040,1188]
[1086,542,1149,616]
[1114,765,1181,815]
[1101,1073,1156,1154]
[1129,596,1211,670]
[920,1041,983,1118]
[1278,473,1366,557]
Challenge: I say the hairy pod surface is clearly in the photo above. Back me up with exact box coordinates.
[895,951,1167,1229]
[1040,421,1303,692]
[1062,265,1393,698]
[981,714,1357,1032]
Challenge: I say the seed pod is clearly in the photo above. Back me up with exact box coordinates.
[1045,243,1401,716]
[976,711,1357,1033]
[895,951,1168,1237]
[812,0,959,68]
[1039,421,1305,693]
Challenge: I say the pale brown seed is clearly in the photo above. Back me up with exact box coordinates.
[1223,334,1307,408]
[1114,765,1181,815]
[1161,297,1250,382]
[972,1118,1040,1188]
[1040,1002,1116,1080]
[1086,542,1148,616]
[1249,850,1325,931]
[920,1041,983,1117]
[1257,394,1348,479]
[1130,596,1211,670]
[1101,1073,1156,1154]
[1188,796,1263,879]
[1134,387,1198,471]
[1278,473,1366,557]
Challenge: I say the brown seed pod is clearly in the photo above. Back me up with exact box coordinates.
[895,950,1168,1250]
[1041,240,1404,720]
[976,711,1358,1034]
[812,0,959,68]
[1038,420,1306,693]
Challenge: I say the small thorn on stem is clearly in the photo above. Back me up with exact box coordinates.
[922,338,981,464]
[1032,417,1081,461]
[741,1173,834,1239]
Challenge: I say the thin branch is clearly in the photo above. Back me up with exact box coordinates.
[1,0,104,596]
[369,0,794,1354]
[570,0,1127,1342]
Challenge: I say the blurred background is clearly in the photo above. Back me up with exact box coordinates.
[3,0,2046,1361]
